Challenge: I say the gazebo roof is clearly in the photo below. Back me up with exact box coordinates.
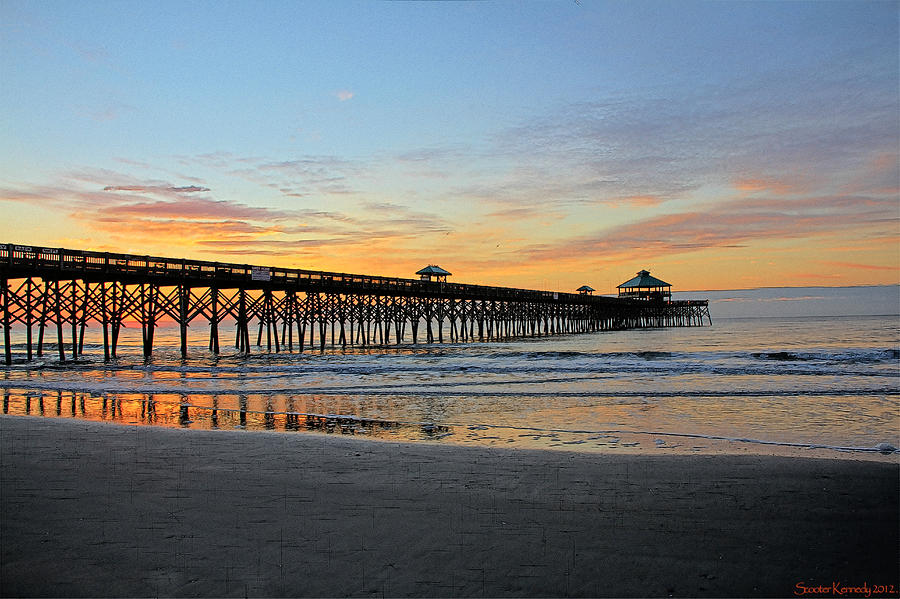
[416,265,452,276]
[617,270,671,289]
[576,285,596,292]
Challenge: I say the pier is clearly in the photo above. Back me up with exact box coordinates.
[1,243,710,364]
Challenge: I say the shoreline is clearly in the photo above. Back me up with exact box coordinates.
[3,394,899,462]
[2,414,898,597]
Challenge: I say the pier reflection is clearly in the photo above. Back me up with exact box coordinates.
[210,396,219,429]
[14,387,453,441]
[264,398,275,430]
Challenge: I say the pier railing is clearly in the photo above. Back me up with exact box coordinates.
[1,243,711,363]
[2,243,594,303]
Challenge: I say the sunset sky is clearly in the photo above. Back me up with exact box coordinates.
[1,1,897,294]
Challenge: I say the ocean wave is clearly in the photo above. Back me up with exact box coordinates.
[469,349,679,361]
[5,345,896,377]
[11,363,895,384]
[752,348,899,363]
[4,379,897,399]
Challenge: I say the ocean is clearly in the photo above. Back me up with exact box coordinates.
[2,301,898,460]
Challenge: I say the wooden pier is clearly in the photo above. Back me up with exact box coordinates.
[1,243,711,364]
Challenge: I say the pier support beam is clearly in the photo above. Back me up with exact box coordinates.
[2,278,10,365]
[101,282,109,362]
[53,280,65,363]
[179,285,189,359]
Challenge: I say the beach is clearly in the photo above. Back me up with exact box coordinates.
[1,415,897,597]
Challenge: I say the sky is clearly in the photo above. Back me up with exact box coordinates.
[1,1,898,295]
[676,285,900,318]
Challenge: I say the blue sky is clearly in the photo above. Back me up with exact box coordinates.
[1,1,897,292]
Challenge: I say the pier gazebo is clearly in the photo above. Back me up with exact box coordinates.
[576,285,595,295]
[617,270,671,302]
[416,265,451,283]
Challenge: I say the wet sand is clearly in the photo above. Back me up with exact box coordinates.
[1,416,897,598]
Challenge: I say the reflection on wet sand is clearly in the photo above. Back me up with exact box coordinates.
[2,388,452,442]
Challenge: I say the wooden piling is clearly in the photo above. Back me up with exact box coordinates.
[24,278,33,361]
[209,287,220,354]
[2,278,11,365]
[101,282,110,362]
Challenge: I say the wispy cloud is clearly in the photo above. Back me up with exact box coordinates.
[95,197,295,221]
[820,261,897,271]
[516,192,898,267]
[353,55,898,287]
[103,184,210,194]
[732,178,800,196]
[84,102,135,122]
[0,160,455,270]
[87,217,278,240]
[433,55,898,212]
[181,152,365,198]
[335,90,354,102]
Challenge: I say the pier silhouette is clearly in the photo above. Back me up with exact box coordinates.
[1,243,710,364]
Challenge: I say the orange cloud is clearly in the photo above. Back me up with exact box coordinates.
[514,193,898,277]
[820,261,897,271]
[870,152,898,174]
[98,196,296,221]
[598,195,665,207]
[620,195,664,207]
[733,178,798,195]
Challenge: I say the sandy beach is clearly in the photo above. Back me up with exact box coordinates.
[1,415,897,598]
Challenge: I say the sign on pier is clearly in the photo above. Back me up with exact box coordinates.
[251,266,271,282]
